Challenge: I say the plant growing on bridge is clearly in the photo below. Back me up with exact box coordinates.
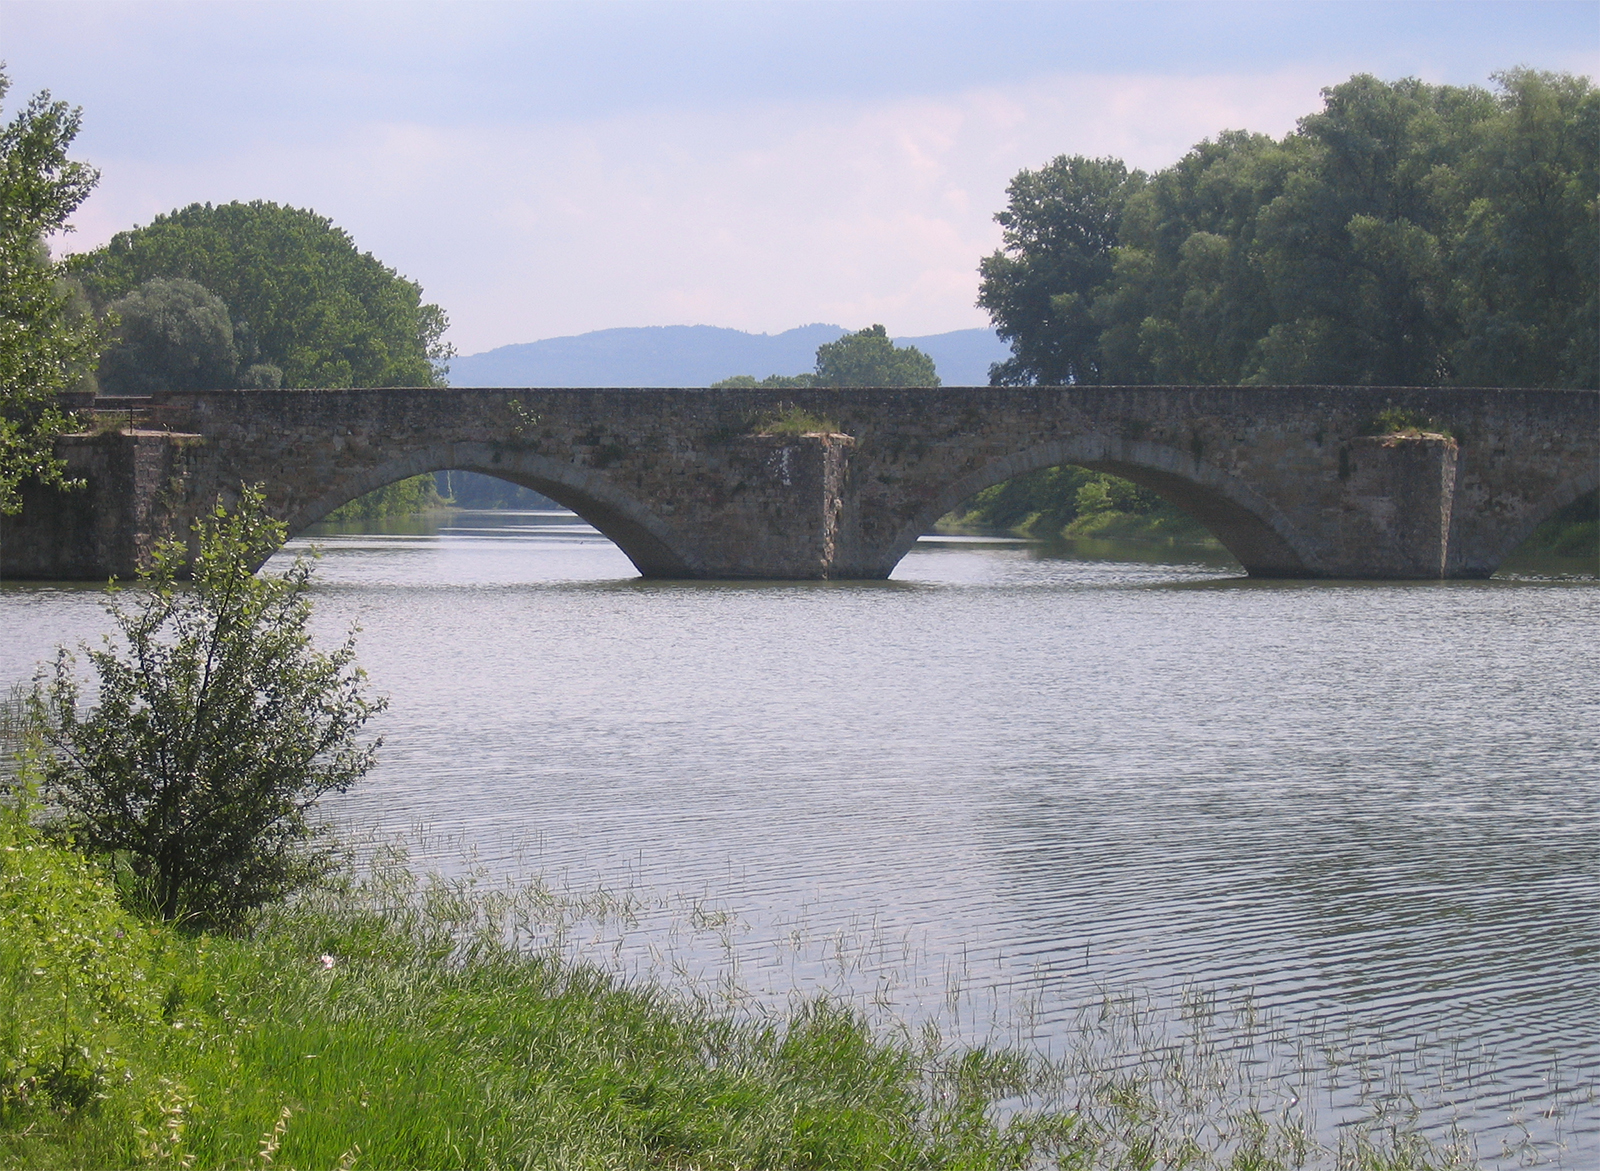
[1363,406,1453,439]
[30,486,385,929]
[753,402,840,436]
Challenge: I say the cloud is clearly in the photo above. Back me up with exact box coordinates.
[63,68,1333,352]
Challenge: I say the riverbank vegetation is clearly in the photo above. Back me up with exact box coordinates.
[978,70,1596,390]
[961,68,1598,555]
[323,475,447,522]
[2,806,1482,1171]
[322,470,561,521]
[0,69,108,512]
[941,466,1215,546]
[72,202,453,392]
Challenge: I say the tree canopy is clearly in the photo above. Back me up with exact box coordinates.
[96,277,284,395]
[0,69,106,512]
[72,201,452,388]
[814,325,939,387]
[714,324,940,388]
[979,70,1598,388]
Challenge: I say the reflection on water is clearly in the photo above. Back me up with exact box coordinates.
[2,509,1595,1167]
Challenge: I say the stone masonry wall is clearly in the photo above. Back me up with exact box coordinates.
[1,386,1593,581]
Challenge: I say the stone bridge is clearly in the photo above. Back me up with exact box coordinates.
[2,385,1594,581]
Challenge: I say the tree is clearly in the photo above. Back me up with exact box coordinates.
[977,156,1143,385]
[0,69,107,513]
[813,325,939,386]
[71,201,452,388]
[1445,69,1599,388]
[710,373,816,389]
[1246,74,1496,386]
[714,325,940,389]
[97,277,243,395]
[31,486,385,929]
[978,71,1597,389]
[1093,131,1295,384]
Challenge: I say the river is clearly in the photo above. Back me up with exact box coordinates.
[3,509,1595,1167]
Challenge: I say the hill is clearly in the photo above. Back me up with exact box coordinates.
[448,324,1009,387]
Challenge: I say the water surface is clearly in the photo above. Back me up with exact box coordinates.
[3,510,1594,1166]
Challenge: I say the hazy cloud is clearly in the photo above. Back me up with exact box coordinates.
[8,0,1594,351]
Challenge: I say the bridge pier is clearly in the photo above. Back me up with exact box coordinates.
[670,433,855,578]
[1312,433,1459,579]
[0,430,204,581]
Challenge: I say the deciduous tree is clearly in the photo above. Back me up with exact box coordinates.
[977,156,1143,385]
[97,277,243,395]
[0,69,106,512]
[32,486,385,930]
[813,324,939,387]
[73,201,452,389]
[978,70,1597,390]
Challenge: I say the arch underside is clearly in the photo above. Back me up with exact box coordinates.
[1472,470,1600,574]
[883,437,1316,578]
[282,442,697,577]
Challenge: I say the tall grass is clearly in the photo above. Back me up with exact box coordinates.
[0,801,1491,1171]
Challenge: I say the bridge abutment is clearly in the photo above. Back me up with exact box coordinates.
[0,430,204,581]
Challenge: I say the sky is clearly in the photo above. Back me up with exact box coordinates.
[3,1,1596,356]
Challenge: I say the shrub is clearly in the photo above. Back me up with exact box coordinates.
[30,485,385,930]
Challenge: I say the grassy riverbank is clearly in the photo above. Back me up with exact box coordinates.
[940,468,1219,547]
[3,805,1480,1169]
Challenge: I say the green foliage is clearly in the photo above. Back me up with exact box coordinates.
[980,70,1598,389]
[814,324,940,387]
[0,69,107,513]
[978,155,1144,385]
[1512,488,1599,560]
[711,372,817,389]
[72,200,453,388]
[1,786,161,1117]
[0,831,1478,1170]
[96,277,247,395]
[947,466,1210,545]
[31,486,384,929]
[717,324,940,390]
[324,474,444,521]
[1363,406,1451,437]
[752,402,840,435]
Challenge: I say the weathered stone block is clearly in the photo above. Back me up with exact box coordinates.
[0,430,203,580]
[1329,434,1459,578]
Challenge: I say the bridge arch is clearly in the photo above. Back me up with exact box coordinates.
[282,441,698,577]
[879,435,1317,577]
[1479,470,1600,572]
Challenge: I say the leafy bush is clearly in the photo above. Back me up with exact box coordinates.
[31,486,385,929]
